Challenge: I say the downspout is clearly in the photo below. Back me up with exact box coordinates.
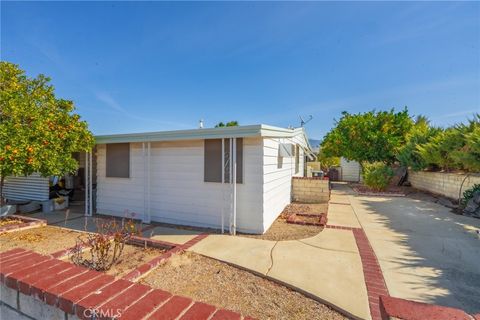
[85,152,89,216]
[142,142,146,222]
[221,138,225,234]
[147,142,151,223]
[89,151,93,216]
[232,138,237,236]
[229,138,233,235]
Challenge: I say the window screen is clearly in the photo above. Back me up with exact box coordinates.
[106,143,130,178]
[204,138,243,183]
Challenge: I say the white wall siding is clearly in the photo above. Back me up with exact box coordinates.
[3,174,49,201]
[262,137,304,231]
[340,158,361,182]
[96,138,265,233]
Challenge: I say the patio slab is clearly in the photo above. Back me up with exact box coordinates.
[327,203,361,228]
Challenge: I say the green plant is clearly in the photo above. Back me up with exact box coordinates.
[321,108,413,164]
[397,116,441,171]
[462,184,480,206]
[450,115,480,172]
[0,62,94,206]
[362,162,394,191]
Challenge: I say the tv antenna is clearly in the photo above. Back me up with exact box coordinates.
[299,115,313,127]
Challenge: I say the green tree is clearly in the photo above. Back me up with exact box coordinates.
[215,121,239,128]
[397,116,441,171]
[321,108,413,164]
[417,115,480,172]
[0,62,94,206]
[316,149,340,171]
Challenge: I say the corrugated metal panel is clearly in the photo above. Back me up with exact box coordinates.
[3,174,49,201]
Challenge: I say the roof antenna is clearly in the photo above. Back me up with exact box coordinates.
[299,115,313,127]
[199,119,204,129]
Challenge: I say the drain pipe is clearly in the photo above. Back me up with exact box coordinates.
[221,139,225,234]
[232,138,237,235]
[85,152,89,216]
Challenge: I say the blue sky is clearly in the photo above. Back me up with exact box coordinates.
[1,1,479,139]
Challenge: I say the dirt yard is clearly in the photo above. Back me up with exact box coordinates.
[141,251,346,320]
[240,203,328,241]
[72,244,166,277]
[0,225,84,255]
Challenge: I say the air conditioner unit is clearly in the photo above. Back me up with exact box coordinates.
[278,143,295,157]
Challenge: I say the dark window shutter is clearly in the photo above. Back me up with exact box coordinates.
[106,143,130,178]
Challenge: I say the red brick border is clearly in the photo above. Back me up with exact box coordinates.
[0,248,250,320]
[352,228,389,320]
[379,295,476,320]
[0,215,46,233]
[121,233,209,282]
[351,187,405,197]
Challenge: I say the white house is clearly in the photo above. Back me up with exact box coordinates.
[85,124,314,234]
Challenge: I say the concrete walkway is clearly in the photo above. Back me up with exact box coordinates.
[349,185,480,314]
[188,188,371,320]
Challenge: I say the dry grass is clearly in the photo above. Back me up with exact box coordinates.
[240,203,328,241]
[0,217,24,227]
[141,251,347,320]
[0,225,84,255]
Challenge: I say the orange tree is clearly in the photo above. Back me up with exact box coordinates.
[0,62,94,206]
[321,108,413,165]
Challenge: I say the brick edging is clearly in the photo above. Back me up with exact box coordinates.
[351,187,406,197]
[352,228,389,320]
[379,295,477,320]
[122,233,209,282]
[0,247,249,320]
[0,215,46,233]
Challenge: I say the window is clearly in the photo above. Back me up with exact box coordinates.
[106,143,130,178]
[204,138,243,183]
[295,145,300,174]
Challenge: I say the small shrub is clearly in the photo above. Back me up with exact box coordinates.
[362,162,394,191]
[70,218,139,271]
[462,184,480,206]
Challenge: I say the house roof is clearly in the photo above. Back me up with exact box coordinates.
[95,124,314,155]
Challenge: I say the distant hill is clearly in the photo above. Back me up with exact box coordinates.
[308,139,321,153]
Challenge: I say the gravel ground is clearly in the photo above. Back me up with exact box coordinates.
[240,203,328,241]
[141,251,347,320]
[0,225,84,255]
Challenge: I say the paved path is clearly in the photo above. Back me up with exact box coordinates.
[188,188,371,320]
[348,184,480,314]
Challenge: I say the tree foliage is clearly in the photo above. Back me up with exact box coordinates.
[215,121,239,128]
[362,162,394,191]
[397,116,441,171]
[316,149,340,171]
[321,108,413,164]
[0,62,94,204]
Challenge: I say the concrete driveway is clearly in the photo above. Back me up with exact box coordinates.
[349,187,480,314]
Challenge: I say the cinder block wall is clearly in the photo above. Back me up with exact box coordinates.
[291,177,330,203]
[408,171,480,200]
